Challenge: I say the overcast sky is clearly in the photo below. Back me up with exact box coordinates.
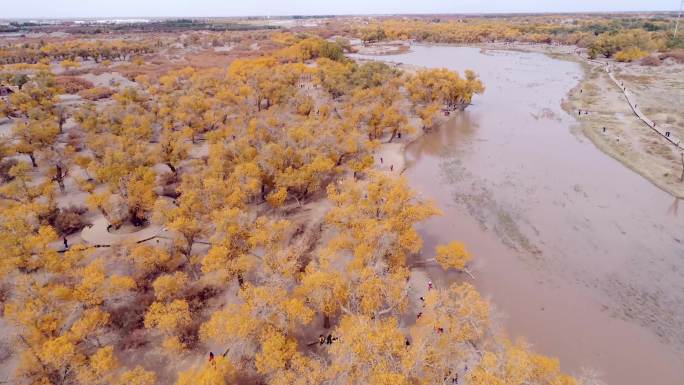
[3,0,680,19]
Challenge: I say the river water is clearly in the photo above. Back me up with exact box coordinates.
[363,46,684,385]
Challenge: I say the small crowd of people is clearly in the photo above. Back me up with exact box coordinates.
[318,333,338,346]
[305,334,338,347]
[378,156,394,172]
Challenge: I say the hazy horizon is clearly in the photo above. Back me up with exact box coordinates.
[3,0,681,19]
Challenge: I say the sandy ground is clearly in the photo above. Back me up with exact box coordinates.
[0,118,13,138]
[213,45,234,52]
[80,72,138,89]
[351,41,410,56]
[564,56,684,198]
[618,62,684,140]
[374,142,405,175]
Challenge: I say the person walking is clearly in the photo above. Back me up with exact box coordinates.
[63,237,68,249]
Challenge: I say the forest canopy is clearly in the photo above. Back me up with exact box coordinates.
[0,22,599,385]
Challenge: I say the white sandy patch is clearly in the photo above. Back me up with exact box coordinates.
[213,45,233,52]
[80,72,137,89]
[375,142,405,175]
[0,118,13,138]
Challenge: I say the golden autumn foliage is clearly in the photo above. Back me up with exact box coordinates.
[12,118,60,167]
[2,247,134,384]
[60,59,80,70]
[421,283,489,343]
[407,68,485,111]
[255,331,299,376]
[153,271,189,301]
[615,47,649,62]
[328,315,409,385]
[0,28,581,385]
[124,166,158,225]
[76,346,119,385]
[326,172,440,267]
[354,16,675,56]
[175,356,235,385]
[467,339,579,385]
[435,241,472,271]
[118,366,157,385]
[126,244,178,278]
[144,299,192,336]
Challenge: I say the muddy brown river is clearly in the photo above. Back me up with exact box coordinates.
[362,46,684,385]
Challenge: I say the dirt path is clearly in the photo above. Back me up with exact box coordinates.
[80,216,164,246]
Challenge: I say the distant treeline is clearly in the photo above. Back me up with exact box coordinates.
[0,19,279,35]
[356,15,684,59]
[109,19,280,33]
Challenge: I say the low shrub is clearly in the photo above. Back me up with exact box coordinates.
[615,48,648,62]
[66,131,84,151]
[79,86,114,101]
[54,205,89,235]
[0,159,17,182]
[56,76,94,94]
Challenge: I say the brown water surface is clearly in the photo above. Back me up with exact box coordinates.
[367,46,684,385]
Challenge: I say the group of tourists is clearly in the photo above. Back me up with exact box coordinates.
[318,334,338,345]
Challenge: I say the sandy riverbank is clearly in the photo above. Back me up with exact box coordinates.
[499,44,684,198]
[563,57,684,198]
